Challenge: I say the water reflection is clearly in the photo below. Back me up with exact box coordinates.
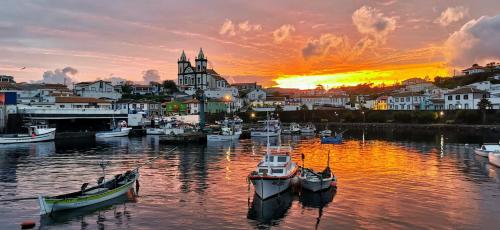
[247,190,293,227]
[299,187,337,230]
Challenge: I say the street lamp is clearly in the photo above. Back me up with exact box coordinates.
[361,111,365,123]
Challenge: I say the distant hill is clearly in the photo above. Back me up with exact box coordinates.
[434,71,500,89]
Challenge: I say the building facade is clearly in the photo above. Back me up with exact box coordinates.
[177,49,229,90]
[74,80,122,100]
[444,87,489,110]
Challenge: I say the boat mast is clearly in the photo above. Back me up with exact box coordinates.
[266,111,270,156]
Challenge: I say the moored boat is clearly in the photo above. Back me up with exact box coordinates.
[0,125,56,144]
[319,130,332,137]
[95,127,132,138]
[38,169,139,215]
[282,122,300,134]
[489,151,500,167]
[475,143,500,157]
[320,134,342,144]
[146,127,164,135]
[251,118,281,137]
[207,127,240,141]
[300,123,316,134]
[299,167,336,192]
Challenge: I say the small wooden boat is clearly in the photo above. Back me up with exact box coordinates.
[489,151,500,167]
[38,169,139,215]
[299,167,336,192]
[251,118,281,137]
[475,143,500,157]
[146,127,164,135]
[320,134,342,144]
[282,122,300,134]
[207,127,240,141]
[300,123,316,134]
[0,125,56,144]
[95,127,132,138]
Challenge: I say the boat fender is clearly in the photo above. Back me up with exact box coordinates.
[331,181,337,188]
[136,179,140,193]
[20,220,36,229]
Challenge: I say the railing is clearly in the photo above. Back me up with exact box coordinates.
[17,108,128,115]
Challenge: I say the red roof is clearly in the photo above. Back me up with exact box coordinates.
[55,96,110,103]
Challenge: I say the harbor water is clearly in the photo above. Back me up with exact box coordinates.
[1,131,500,229]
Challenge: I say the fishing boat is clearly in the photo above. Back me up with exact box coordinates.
[299,167,336,192]
[319,130,332,137]
[489,151,500,167]
[300,123,316,134]
[96,119,131,138]
[38,169,139,215]
[207,126,240,141]
[320,134,342,144]
[474,142,500,157]
[0,125,56,144]
[281,122,300,134]
[251,118,281,137]
[146,127,164,135]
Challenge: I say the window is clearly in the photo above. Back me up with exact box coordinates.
[395,98,399,102]
[395,105,399,110]
[277,156,287,162]
[464,94,468,100]
[448,95,452,100]
[407,105,411,110]
[59,105,65,108]
[258,169,268,174]
[406,97,410,102]
[271,168,284,174]
[267,156,274,162]
[455,95,460,100]
[449,104,454,110]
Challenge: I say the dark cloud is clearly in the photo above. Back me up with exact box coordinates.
[445,15,500,66]
[302,34,347,59]
[142,69,161,83]
[41,66,77,85]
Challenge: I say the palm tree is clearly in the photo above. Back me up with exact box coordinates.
[477,98,492,124]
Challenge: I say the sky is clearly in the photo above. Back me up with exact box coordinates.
[0,0,499,89]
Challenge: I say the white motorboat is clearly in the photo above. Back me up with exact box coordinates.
[96,127,132,138]
[300,123,316,134]
[299,167,336,192]
[319,130,332,137]
[475,143,500,157]
[282,123,300,134]
[146,128,164,135]
[489,151,500,167]
[207,127,240,141]
[0,125,56,144]
[251,118,281,137]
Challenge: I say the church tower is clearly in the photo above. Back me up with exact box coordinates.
[195,48,207,72]
[178,50,189,74]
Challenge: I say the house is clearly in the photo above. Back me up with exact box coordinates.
[462,64,486,75]
[54,96,112,109]
[0,75,15,83]
[15,83,71,104]
[177,48,229,90]
[424,98,445,111]
[388,92,430,110]
[294,95,349,110]
[246,88,266,102]
[444,87,489,110]
[130,83,161,95]
[373,96,389,110]
[74,80,122,100]
[115,99,161,116]
[164,100,188,115]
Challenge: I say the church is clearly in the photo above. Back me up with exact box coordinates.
[177,48,229,90]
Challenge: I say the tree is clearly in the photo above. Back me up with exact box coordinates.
[477,98,492,124]
[162,80,179,94]
[121,81,133,95]
[300,104,308,122]
[275,104,283,113]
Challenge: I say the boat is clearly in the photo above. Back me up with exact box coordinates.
[320,134,342,144]
[95,127,132,138]
[0,125,56,144]
[319,129,332,137]
[146,127,164,135]
[300,123,316,134]
[489,151,500,167]
[38,169,139,215]
[281,122,300,134]
[474,142,500,157]
[299,167,336,192]
[251,118,281,137]
[207,126,240,141]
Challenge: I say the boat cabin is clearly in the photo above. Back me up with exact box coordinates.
[479,144,500,152]
[257,154,292,177]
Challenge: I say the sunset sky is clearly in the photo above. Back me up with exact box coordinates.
[1,0,499,89]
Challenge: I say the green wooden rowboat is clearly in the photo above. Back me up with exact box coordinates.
[38,169,139,215]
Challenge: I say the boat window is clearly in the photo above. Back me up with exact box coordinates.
[258,169,268,174]
[271,168,283,174]
[277,156,287,162]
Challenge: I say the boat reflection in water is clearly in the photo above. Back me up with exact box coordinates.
[247,189,293,227]
[299,187,337,229]
[40,189,136,228]
[0,141,55,157]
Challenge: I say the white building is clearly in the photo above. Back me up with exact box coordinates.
[246,88,266,102]
[462,64,486,75]
[74,80,122,100]
[177,48,229,90]
[15,83,72,104]
[388,92,430,110]
[444,87,489,110]
[54,96,112,109]
[295,95,349,110]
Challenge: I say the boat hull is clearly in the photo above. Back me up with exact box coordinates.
[207,134,240,141]
[95,128,131,138]
[38,174,137,215]
[474,149,490,157]
[146,128,164,135]
[251,131,280,137]
[321,136,342,144]
[0,130,56,144]
[251,178,292,200]
[489,152,500,167]
[300,177,334,192]
[300,129,315,134]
